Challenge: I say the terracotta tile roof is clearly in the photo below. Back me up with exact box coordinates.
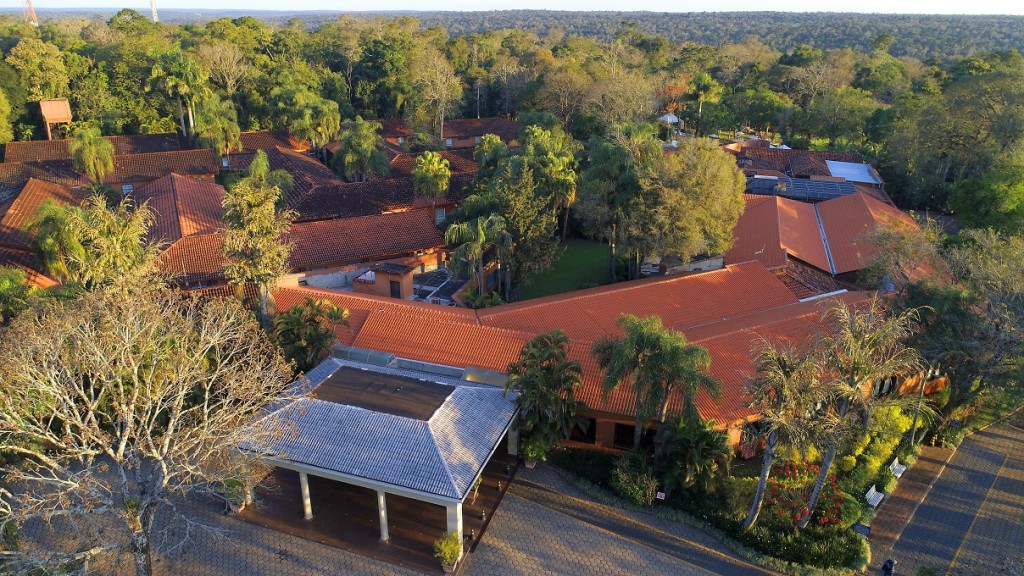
[271,270,868,426]
[235,131,309,154]
[776,196,831,271]
[389,150,478,178]
[376,119,414,140]
[133,174,224,245]
[264,147,345,206]
[4,133,184,163]
[816,192,919,275]
[0,178,88,250]
[0,161,87,201]
[443,118,523,143]
[108,149,219,184]
[157,233,226,286]
[290,173,474,223]
[287,210,444,270]
[0,245,57,288]
[476,262,799,343]
[739,148,862,176]
[726,195,788,269]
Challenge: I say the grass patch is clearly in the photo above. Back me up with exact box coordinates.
[520,238,612,300]
[731,458,764,479]
[971,384,1024,431]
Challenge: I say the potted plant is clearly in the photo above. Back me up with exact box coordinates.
[433,531,462,574]
[470,475,483,504]
[521,434,550,469]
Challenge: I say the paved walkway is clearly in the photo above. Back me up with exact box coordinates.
[462,465,779,576]
[869,445,954,551]
[880,419,1024,576]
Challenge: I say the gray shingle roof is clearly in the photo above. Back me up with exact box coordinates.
[243,359,517,501]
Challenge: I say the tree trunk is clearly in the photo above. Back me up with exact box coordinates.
[259,283,270,327]
[476,81,481,119]
[798,443,837,529]
[176,97,187,138]
[696,99,704,137]
[130,505,157,576]
[187,102,195,137]
[561,205,570,242]
[633,396,645,451]
[743,431,777,531]
[477,260,486,298]
[608,222,617,281]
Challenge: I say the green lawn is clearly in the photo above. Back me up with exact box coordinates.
[520,239,612,300]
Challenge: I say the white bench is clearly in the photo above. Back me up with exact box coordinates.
[890,458,907,479]
[865,484,884,508]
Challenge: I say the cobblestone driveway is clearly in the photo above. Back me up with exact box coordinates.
[886,419,1024,576]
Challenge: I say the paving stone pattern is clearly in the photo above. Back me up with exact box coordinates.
[887,422,1024,576]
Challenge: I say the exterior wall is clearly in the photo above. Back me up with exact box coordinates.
[896,375,949,396]
[280,250,444,290]
[353,270,414,299]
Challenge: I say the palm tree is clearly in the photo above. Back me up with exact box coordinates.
[413,150,451,219]
[289,95,341,161]
[504,329,585,462]
[273,297,350,373]
[797,298,923,529]
[148,49,209,138]
[591,314,720,451]
[689,72,723,137]
[445,214,510,299]
[330,116,391,182]
[0,266,35,325]
[28,200,85,282]
[655,416,732,495]
[195,95,241,156]
[742,342,823,531]
[222,150,298,325]
[68,126,114,184]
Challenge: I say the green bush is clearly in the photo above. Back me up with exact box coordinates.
[610,451,658,507]
[877,468,898,494]
[837,491,864,529]
[850,433,871,458]
[740,525,865,569]
[549,448,616,489]
[433,531,462,566]
[837,455,857,472]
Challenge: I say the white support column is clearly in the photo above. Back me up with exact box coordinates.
[445,502,463,559]
[507,422,519,457]
[377,491,390,542]
[299,472,313,520]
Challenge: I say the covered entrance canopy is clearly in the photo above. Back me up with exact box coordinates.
[240,358,518,556]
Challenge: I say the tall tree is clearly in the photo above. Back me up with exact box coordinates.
[0,285,295,576]
[148,49,209,138]
[222,150,297,325]
[273,296,350,373]
[504,329,586,463]
[688,72,723,137]
[195,95,242,156]
[517,125,581,241]
[4,38,69,101]
[194,41,250,98]
[330,116,391,182]
[410,45,462,142]
[68,126,115,185]
[413,150,451,218]
[445,214,509,299]
[742,343,822,531]
[592,314,719,451]
[799,298,923,529]
[284,92,341,160]
[0,89,13,145]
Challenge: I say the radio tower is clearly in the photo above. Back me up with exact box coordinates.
[22,0,38,26]
[150,0,158,23]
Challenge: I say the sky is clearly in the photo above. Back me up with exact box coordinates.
[25,0,1024,14]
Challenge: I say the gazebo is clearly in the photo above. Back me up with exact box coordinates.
[240,358,518,561]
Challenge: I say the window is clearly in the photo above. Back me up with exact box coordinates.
[612,424,634,450]
[221,156,229,168]
[474,136,482,144]
[389,280,401,299]
[434,207,446,225]
[445,138,453,148]
[570,418,597,444]
[121,184,134,195]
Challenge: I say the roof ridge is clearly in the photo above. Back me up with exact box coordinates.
[428,397,463,498]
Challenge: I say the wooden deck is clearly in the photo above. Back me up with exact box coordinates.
[239,449,519,575]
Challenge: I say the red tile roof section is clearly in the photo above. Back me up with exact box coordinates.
[726,195,788,269]
[476,261,799,342]
[287,210,444,270]
[4,133,183,163]
[134,174,224,244]
[157,233,226,286]
[0,161,88,199]
[108,149,219,183]
[776,196,831,271]
[0,178,88,250]
[236,131,309,153]
[816,192,918,275]
[389,150,478,178]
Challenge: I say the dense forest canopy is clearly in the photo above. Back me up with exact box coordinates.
[7,9,1024,59]
[2,9,1024,229]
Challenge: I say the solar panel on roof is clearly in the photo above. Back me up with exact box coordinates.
[745,176,855,201]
